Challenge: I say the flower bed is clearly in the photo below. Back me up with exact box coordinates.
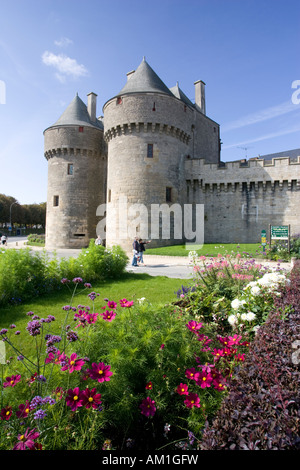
[0,254,296,450]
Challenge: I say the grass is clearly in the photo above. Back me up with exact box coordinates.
[145,243,264,257]
[0,272,190,333]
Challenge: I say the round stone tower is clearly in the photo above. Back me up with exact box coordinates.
[103,58,193,251]
[44,92,107,249]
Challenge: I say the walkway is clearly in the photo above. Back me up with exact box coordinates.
[2,237,293,279]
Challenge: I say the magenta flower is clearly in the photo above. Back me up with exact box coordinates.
[81,388,102,409]
[101,310,116,322]
[65,387,84,411]
[13,428,40,450]
[186,320,203,332]
[184,392,201,409]
[176,383,189,396]
[3,374,21,388]
[119,298,134,308]
[107,301,117,309]
[87,362,113,383]
[16,401,30,419]
[45,350,64,365]
[185,367,200,382]
[61,353,85,373]
[139,397,156,417]
[196,369,213,389]
[0,406,13,421]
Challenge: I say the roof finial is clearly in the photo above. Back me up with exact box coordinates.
[143,56,146,61]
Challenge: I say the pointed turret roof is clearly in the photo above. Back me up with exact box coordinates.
[45,94,103,131]
[169,82,194,108]
[117,57,174,97]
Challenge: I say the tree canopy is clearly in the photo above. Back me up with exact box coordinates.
[0,193,46,229]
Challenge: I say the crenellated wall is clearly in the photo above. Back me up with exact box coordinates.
[185,156,300,243]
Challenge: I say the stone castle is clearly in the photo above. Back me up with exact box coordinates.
[43,58,300,250]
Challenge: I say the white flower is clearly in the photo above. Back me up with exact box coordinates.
[137,297,146,304]
[231,299,241,310]
[228,314,238,325]
[246,311,256,321]
[251,285,261,296]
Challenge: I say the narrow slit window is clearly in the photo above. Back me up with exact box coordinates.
[53,195,59,207]
[166,187,172,202]
[147,143,153,158]
[67,163,74,175]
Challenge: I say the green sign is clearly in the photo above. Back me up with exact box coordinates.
[271,225,289,239]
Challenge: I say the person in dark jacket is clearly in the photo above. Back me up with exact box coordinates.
[138,238,151,265]
[132,237,140,266]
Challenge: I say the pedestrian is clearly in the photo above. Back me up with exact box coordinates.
[1,234,7,246]
[95,235,103,246]
[132,237,140,266]
[138,239,151,265]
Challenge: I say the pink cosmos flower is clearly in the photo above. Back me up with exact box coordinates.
[45,350,65,365]
[16,401,30,419]
[119,299,134,308]
[139,397,156,417]
[87,362,113,383]
[145,381,153,390]
[101,310,116,322]
[185,367,200,382]
[61,353,85,373]
[0,406,12,421]
[211,348,225,361]
[184,392,201,409]
[81,388,102,409]
[176,383,189,395]
[13,427,40,450]
[107,301,117,309]
[65,387,84,411]
[3,374,21,388]
[186,320,203,332]
[196,369,213,388]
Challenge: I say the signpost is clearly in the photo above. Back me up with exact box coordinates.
[261,229,267,252]
[269,225,290,252]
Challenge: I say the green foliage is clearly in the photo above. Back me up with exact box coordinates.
[0,242,128,307]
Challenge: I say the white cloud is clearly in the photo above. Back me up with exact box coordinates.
[42,51,88,82]
[54,37,73,47]
[222,100,298,132]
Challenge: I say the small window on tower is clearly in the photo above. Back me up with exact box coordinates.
[166,187,172,202]
[67,164,74,175]
[147,144,153,158]
[116,97,122,105]
[79,126,84,132]
[53,195,59,207]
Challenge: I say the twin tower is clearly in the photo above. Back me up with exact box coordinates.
[44,58,220,251]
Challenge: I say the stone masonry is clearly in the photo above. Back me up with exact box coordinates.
[43,58,300,250]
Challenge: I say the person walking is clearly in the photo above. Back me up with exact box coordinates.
[138,238,151,265]
[132,237,140,266]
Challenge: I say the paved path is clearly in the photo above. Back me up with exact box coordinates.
[2,237,293,280]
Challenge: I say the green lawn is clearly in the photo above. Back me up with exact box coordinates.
[145,243,264,257]
[0,272,190,331]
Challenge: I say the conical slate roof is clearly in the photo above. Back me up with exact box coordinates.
[117,58,174,97]
[45,94,103,131]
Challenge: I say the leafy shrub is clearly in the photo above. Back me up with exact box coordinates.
[0,243,128,307]
[198,261,300,450]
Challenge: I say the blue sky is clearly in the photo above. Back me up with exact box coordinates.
[0,0,299,204]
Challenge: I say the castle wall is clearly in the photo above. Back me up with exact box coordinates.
[44,126,106,249]
[186,156,300,243]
